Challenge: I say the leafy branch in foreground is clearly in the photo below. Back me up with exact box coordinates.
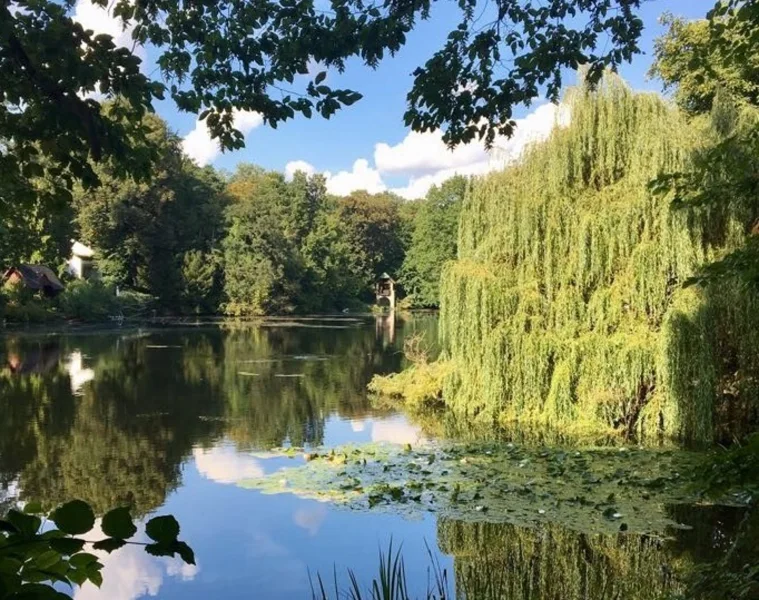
[0,500,193,600]
[2,0,653,209]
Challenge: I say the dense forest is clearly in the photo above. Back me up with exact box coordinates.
[0,119,465,321]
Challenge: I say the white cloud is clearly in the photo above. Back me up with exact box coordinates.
[194,445,265,484]
[293,504,328,536]
[375,131,486,177]
[182,110,263,166]
[390,159,494,200]
[72,0,143,58]
[371,419,424,445]
[285,160,317,180]
[283,102,569,200]
[284,158,386,196]
[324,159,386,195]
[388,102,569,199]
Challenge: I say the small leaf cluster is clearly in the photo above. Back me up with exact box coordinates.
[0,500,193,600]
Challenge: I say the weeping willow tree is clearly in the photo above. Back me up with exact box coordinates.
[437,519,684,600]
[439,76,759,443]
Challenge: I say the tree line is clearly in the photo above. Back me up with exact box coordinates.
[0,112,465,320]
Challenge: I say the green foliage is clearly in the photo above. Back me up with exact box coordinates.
[242,440,710,536]
[650,12,759,115]
[223,169,306,315]
[222,166,408,315]
[400,178,466,307]
[57,280,117,321]
[438,519,682,600]
[370,333,451,410]
[1,283,58,324]
[0,190,74,273]
[73,114,226,311]
[311,541,449,600]
[0,500,193,599]
[181,250,222,314]
[1,1,159,216]
[2,0,652,219]
[650,5,759,294]
[437,76,759,443]
[101,507,137,540]
[337,192,407,286]
[50,500,94,535]
[0,316,424,513]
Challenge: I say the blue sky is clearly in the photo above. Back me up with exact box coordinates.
[73,0,713,197]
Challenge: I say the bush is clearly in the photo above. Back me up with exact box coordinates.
[368,333,452,410]
[116,289,157,317]
[2,281,58,323]
[58,279,118,321]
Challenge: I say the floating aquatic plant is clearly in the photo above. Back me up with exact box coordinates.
[238,441,738,537]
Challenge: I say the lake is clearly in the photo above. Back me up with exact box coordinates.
[0,315,750,599]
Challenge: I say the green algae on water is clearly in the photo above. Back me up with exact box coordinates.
[238,441,732,536]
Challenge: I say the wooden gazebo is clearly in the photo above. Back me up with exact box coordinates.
[375,272,396,310]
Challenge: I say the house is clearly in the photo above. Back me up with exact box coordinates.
[66,240,96,279]
[375,272,396,309]
[2,264,65,297]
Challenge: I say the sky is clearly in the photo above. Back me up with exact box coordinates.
[72,0,713,199]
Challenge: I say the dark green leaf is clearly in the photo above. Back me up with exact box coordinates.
[0,521,18,534]
[315,71,327,85]
[12,583,71,599]
[7,511,41,537]
[68,553,98,569]
[51,501,95,536]
[23,503,43,515]
[145,542,174,558]
[101,507,136,540]
[67,567,87,586]
[145,516,179,544]
[173,541,196,565]
[87,567,103,588]
[49,538,86,555]
[92,538,127,553]
[33,551,61,570]
[0,557,23,574]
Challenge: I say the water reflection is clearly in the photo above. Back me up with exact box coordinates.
[0,314,749,599]
[0,315,436,515]
[375,313,396,347]
[193,445,265,484]
[67,350,95,395]
[75,522,199,600]
[437,503,753,600]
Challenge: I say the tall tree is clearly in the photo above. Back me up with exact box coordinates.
[222,168,304,315]
[74,114,226,308]
[650,4,759,289]
[337,191,407,284]
[401,176,466,307]
[650,12,759,115]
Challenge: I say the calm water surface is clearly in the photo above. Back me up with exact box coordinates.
[0,315,747,599]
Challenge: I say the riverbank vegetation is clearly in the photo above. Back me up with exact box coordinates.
[0,123,465,322]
